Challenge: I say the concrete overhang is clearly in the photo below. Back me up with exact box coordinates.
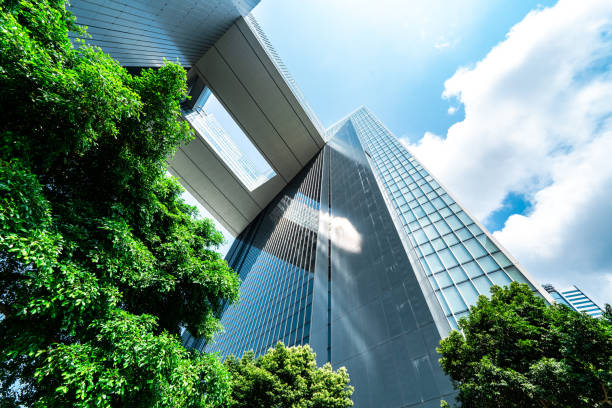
[168,18,325,236]
[68,0,259,67]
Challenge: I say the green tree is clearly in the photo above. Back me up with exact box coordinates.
[438,282,612,408]
[0,0,239,406]
[225,343,354,408]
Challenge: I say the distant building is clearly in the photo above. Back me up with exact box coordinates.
[543,284,603,317]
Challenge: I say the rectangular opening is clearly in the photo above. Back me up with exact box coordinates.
[184,88,276,191]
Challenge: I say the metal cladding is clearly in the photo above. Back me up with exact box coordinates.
[68,0,259,67]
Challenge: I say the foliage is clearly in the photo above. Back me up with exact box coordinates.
[225,343,354,408]
[438,282,612,408]
[0,0,239,406]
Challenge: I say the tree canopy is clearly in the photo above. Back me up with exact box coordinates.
[225,343,354,408]
[438,282,612,408]
[0,0,239,406]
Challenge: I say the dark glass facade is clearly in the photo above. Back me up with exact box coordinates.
[183,153,323,356]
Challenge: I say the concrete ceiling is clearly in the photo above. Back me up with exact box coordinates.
[68,0,259,67]
[168,18,325,236]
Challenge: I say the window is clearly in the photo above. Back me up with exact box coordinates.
[184,89,276,191]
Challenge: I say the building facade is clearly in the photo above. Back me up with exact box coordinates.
[543,284,604,317]
[184,107,551,407]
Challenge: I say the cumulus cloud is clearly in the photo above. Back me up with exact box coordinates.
[404,0,612,305]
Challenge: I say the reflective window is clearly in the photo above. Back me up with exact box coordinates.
[434,220,452,235]
[438,248,458,268]
[478,256,499,273]
[472,275,493,296]
[458,281,479,306]
[450,244,472,264]
[488,270,512,286]
[464,238,487,258]
[426,253,445,273]
[448,266,468,283]
[443,286,467,313]
[435,271,453,288]
[463,261,483,278]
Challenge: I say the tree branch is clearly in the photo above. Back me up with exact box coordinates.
[600,383,611,406]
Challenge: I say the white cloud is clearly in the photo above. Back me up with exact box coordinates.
[447,106,458,115]
[405,0,612,306]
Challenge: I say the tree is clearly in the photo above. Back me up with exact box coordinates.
[438,282,612,408]
[0,0,239,406]
[225,343,354,408]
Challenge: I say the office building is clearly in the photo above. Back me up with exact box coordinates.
[69,2,554,407]
[543,284,604,317]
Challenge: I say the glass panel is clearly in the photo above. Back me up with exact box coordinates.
[443,233,459,246]
[434,220,452,235]
[420,242,435,256]
[435,291,452,315]
[488,270,512,287]
[448,266,468,283]
[447,315,459,331]
[429,212,441,222]
[450,203,461,212]
[413,206,426,219]
[185,92,276,191]
[426,253,445,274]
[443,286,467,313]
[504,266,533,288]
[414,229,427,245]
[428,276,439,290]
[423,224,440,240]
[403,211,416,223]
[478,255,500,273]
[431,238,446,251]
[456,211,472,226]
[446,215,462,230]
[492,251,513,268]
[420,257,432,275]
[455,227,472,241]
[472,275,493,296]
[438,248,458,268]
[478,235,499,253]
[435,271,453,288]
[467,223,483,236]
[419,216,431,227]
[464,238,487,258]
[463,261,483,278]
[422,202,435,214]
[432,197,445,209]
[458,281,480,307]
[450,244,472,264]
[440,207,452,217]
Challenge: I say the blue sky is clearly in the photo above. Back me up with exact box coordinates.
[186,0,612,307]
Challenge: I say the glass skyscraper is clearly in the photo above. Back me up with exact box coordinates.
[183,106,551,407]
[543,284,604,317]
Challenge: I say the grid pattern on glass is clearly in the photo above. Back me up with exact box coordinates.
[345,107,538,330]
[183,153,323,357]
